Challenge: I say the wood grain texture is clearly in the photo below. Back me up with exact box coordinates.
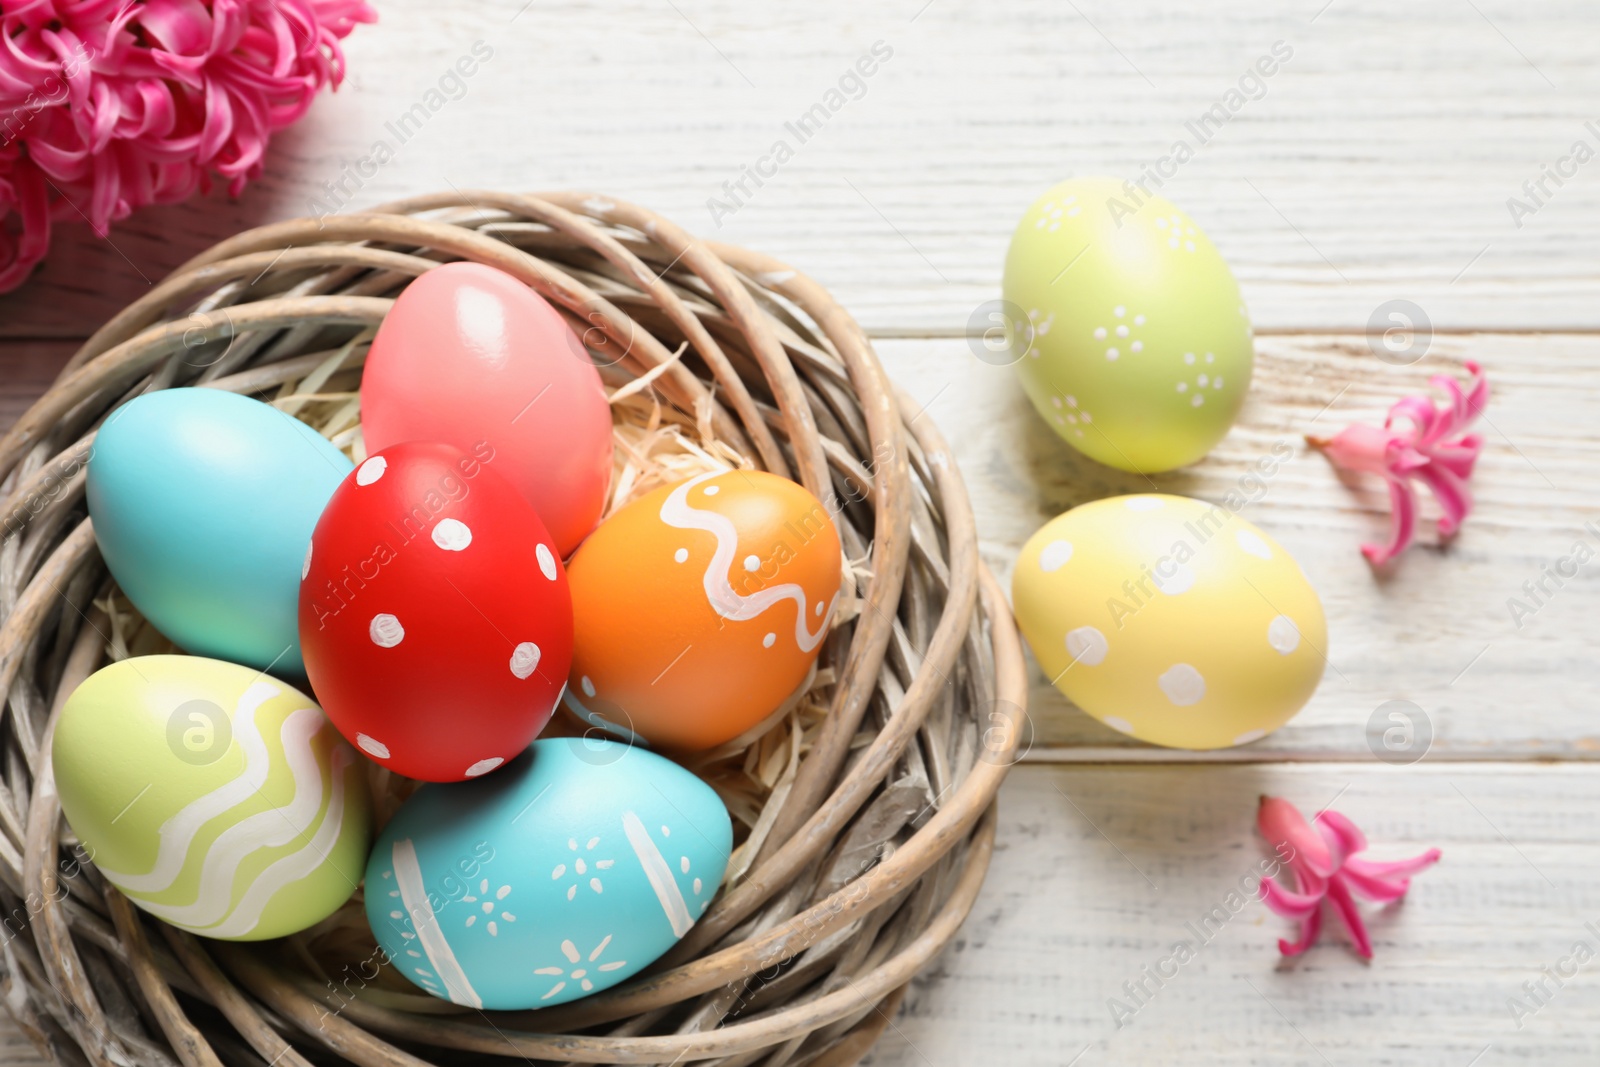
[865,764,1600,1066]
[876,333,1600,759]
[0,0,1597,337]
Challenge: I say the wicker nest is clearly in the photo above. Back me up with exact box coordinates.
[0,192,1026,1067]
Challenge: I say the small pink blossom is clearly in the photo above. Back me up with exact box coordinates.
[1257,795,1440,960]
[1307,361,1488,566]
[0,0,374,291]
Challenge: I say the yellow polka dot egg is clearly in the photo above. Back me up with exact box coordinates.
[1011,495,1326,749]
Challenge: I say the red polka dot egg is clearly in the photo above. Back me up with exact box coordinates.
[299,441,573,781]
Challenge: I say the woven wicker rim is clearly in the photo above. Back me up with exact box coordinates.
[0,191,1027,1067]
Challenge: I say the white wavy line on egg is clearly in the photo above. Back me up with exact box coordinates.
[622,810,693,938]
[121,709,330,928]
[658,471,836,653]
[194,744,356,939]
[95,681,281,893]
[391,837,483,1008]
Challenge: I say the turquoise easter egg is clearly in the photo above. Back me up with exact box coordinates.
[87,388,352,674]
[365,739,732,1009]
[53,655,371,940]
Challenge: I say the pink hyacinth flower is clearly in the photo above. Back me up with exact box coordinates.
[0,0,374,291]
[1307,361,1488,566]
[1257,795,1440,960]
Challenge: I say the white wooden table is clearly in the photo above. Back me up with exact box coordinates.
[4,1,1599,1063]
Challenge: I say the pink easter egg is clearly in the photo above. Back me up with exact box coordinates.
[361,262,613,556]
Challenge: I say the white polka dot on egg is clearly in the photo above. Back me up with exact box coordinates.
[674,548,689,563]
[369,613,404,648]
[1103,716,1136,736]
[1235,530,1273,560]
[510,642,542,679]
[357,733,391,759]
[1158,663,1206,706]
[432,518,472,551]
[1039,540,1074,572]
[465,757,504,778]
[356,456,387,486]
[1267,615,1301,654]
[1065,626,1108,666]
[536,543,558,580]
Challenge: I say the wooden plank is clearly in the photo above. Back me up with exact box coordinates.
[864,762,1600,1065]
[0,343,75,432]
[874,333,1600,760]
[0,0,1596,337]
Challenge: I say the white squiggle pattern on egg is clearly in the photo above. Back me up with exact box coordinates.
[658,472,836,652]
[187,745,356,939]
[94,682,281,893]
[121,710,329,928]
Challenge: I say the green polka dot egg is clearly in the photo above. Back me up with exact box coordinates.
[1004,178,1255,473]
[1012,495,1326,750]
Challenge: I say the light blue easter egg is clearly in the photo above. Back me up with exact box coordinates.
[364,739,732,1009]
[87,388,352,675]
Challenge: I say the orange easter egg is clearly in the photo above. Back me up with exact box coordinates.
[565,470,842,752]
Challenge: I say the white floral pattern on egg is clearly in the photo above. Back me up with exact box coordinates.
[365,739,731,1010]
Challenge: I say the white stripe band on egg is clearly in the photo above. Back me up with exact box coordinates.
[391,838,482,1008]
[622,811,693,938]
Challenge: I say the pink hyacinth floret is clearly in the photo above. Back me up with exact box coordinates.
[0,0,374,291]
[1307,361,1488,566]
[1257,795,1440,960]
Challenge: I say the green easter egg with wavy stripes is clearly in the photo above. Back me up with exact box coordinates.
[1003,177,1255,473]
[53,655,371,940]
